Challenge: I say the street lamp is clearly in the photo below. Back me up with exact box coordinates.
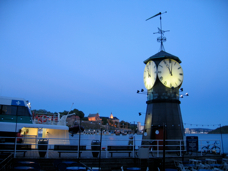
[136,89,147,94]
[179,88,189,98]
[138,112,150,116]
[137,88,188,98]
[180,93,189,98]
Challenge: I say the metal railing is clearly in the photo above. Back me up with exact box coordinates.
[0,153,13,171]
[0,136,222,158]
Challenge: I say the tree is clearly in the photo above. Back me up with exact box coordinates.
[59,108,84,119]
[102,118,108,125]
[82,117,88,121]
[125,122,130,129]
[109,119,113,126]
[120,120,125,128]
[69,108,85,119]
[59,110,68,115]
[208,126,228,134]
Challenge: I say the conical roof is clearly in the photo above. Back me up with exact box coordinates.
[144,50,181,64]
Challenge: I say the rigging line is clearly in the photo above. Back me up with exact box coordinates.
[184,123,221,126]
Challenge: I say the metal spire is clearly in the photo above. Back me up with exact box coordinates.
[146,11,169,51]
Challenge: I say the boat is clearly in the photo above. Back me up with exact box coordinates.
[0,96,71,146]
[121,132,127,135]
[115,130,120,135]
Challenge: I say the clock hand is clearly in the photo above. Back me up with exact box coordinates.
[165,64,172,75]
[147,67,151,77]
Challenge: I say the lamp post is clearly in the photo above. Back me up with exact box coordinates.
[162,123,166,171]
[14,107,18,158]
[99,127,102,171]
[78,116,82,158]
[219,124,224,155]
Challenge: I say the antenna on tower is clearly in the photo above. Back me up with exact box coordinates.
[146,11,169,51]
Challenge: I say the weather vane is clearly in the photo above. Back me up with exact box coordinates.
[146,11,169,51]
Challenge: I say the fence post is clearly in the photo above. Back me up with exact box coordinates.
[14,138,17,158]
[46,142,49,158]
[133,136,135,158]
[179,140,182,157]
[78,137,80,158]
[106,144,108,158]
[157,140,159,157]
[200,140,202,156]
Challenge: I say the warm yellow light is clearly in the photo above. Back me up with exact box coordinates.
[144,60,157,90]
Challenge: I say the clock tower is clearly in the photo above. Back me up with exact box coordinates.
[142,12,185,148]
[142,51,185,142]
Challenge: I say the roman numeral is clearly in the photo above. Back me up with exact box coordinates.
[179,73,183,76]
[178,67,181,69]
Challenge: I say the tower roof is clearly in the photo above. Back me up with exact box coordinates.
[144,50,181,64]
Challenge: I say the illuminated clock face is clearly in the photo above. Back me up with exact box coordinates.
[157,59,183,88]
[143,60,157,90]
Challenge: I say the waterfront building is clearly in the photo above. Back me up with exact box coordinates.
[88,113,101,122]
[185,128,190,134]
[108,112,119,127]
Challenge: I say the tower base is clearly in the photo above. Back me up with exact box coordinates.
[142,100,185,150]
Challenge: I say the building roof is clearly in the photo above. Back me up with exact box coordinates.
[143,50,181,64]
[100,116,109,119]
[88,113,98,117]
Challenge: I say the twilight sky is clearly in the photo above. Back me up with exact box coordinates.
[0,0,227,129]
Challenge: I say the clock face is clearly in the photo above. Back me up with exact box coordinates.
[157,59,183,88]
[143,60,157,90]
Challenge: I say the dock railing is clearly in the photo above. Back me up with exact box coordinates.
[0,136,222,158]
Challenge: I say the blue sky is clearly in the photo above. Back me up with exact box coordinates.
[0,0,227,129]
